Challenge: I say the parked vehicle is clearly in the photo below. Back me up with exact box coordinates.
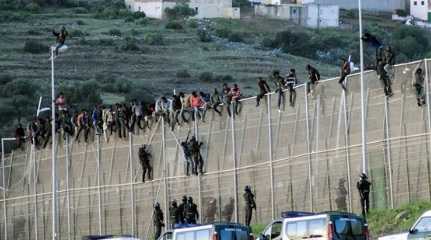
[81,235,139,240]
[258,211,369,240]
[379,210,431,240]
[172,222,252,240]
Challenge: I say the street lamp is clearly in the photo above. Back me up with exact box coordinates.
[358,0,368,175]
[1,137,16,240]
[50,45,68,240]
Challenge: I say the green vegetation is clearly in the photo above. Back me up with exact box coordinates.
[164,4,196,20]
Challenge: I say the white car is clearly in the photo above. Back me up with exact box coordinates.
[379,210,431,240]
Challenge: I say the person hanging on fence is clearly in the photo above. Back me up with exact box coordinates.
[357,173,372,217]
[52,26,68,57]
[361,32,383,67]
[339,58,351,91]
[190,136,204,175]
[222,197,234,222]
[382,46,395,97]
[153,202,165,240]
[181,132,193,176]
[243,185,256,226]
[285,69,297,107]
[138,144,153,182]
[184,196,199,224]
[15,123,25,149]
[306,64,321,96]
[256,77,271,107]
[412,62,426,107]
[335,178,348,211]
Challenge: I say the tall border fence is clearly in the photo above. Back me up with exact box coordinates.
[1,59,431,239]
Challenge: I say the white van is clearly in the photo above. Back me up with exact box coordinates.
[258,212,369,240]
[173,223,252,240]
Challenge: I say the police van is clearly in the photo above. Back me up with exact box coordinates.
[258,211,369,240]
[169,223,252,240]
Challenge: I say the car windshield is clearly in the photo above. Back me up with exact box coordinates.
[414,216,431,233]
[333,216,365,238]
[219,228,249,240]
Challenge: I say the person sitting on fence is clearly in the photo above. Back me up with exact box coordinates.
[306,64,320,95]
[210,88,223,116]
[190,91,207,122]
[229,84,242,116]
[155,96,170,123]
[339,58,351,91]
[180,92,193,123]
[170,92,183,131]
[271,71,286,111]
[52,26,68,56]
[285,69,297,107]
[222,83,232,117]
[256,77,271,107]
[413,62,426,107]
[92,105,103,135]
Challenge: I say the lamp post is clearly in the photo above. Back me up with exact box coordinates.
[1,137,16,240]
[358,0,368,174]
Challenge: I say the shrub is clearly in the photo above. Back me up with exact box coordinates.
[76,20,86,25]
[261,37,275,48]
[166,21,183,30]
[392,26,429,59]
[188,20,198,28]
[108,28,122,37]
[199,72,213,82]
[24,2,40,12]
[215,28,231,38]
[176,70,191,78]
[120,37,140,51]
[70,29,86,37]
[144,33,164,45]
[130,29,140,36]
[395,9,407,17]
[228,32,244,43]
[23,40,47,54]
[164,4,196,20]
[197,28,212,42]
[27,29,42,36]
[99,38,115,46]
[73,7,88,14]
[0,74,13,85]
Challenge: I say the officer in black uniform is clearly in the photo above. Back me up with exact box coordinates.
[190,136,204,175]
[184,196,199,224]
[138,144,153,182]
[357,173,372,217]
[169,200,179,229]
[243,185,256,226]
[335,178,348,211]
[177,196,187,223]
[153,202,165,240]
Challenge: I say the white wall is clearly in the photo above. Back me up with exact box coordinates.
[410,0,429,20]
[125,0,163,19]
[304,4,339,28]
[254,4,301,20]
[305,0,406,12]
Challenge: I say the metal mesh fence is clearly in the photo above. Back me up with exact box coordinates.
[1,59,431,239]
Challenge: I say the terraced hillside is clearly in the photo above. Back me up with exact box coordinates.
[1,59,431,239]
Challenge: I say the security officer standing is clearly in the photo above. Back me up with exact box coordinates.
[169,200,180,229]
[243,185,256,226]
[139,144,153,182]
[184,196,199,224]
[357,173,372,217]
[153,202,165,240]
[178,196,188,223]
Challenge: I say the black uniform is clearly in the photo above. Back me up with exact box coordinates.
[338,60,351,91]
[177,196,187,223]
[153,205,164,240]
[184,197,199,224]
[243,187,256,226]
[139,145,153,182]
[357,174,372,217]
[381,46,395,97]
[181,135,193,176]
[256,78,271,107]
[306,65,320,94]
[169,200,181,229]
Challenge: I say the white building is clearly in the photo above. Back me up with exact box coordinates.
[125,0,240,19]
[410,0,431,21]
[254,0,339,28]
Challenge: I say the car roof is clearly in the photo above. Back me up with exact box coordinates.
[420,210,431,218]
[283,214,328,222]
[173,223,249,233]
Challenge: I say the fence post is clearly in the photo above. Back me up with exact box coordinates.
[96,134,103,235]
[128,132,135,235]
[266,94,275,219]
[161,117,169,228]
[65,136,71,240]
[32,138,39,240]
[425,59,431,200]
[342,91,353,212]
[230,104,239,222]
[194,111,203,224]
[304,83,314,212]
[2,139,8,240]
[384,96,394,208]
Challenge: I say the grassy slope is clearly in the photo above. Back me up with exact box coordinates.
[250,201,431,237]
